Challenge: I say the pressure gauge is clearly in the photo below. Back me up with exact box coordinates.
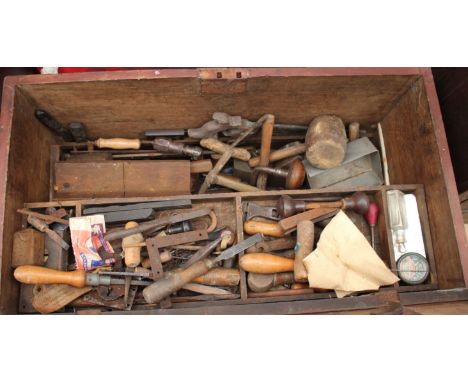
[396,252,429,285]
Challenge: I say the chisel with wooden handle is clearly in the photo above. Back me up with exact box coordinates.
[143,234,263,304]
[14,265,152,288]
[94,138,202,159]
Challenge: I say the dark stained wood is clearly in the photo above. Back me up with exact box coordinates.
[16,72,419,139]
[55,161,124,199]
[123,160,190,197]
[432,68,468,193]
[382,77,466,289]
[0,87,58,313]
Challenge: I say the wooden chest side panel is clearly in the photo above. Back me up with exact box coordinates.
[382,78,464,288]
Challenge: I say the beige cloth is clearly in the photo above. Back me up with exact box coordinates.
[303,211,399,298]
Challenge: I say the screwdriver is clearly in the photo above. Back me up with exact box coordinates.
[365,202,379,249]
[14,265,152,288]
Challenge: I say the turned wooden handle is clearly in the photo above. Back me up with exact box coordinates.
[94,138,141,150]
[256,115,275,189]
[122,221,144,268]
[143,258,216,304]
[240,253,294,274]
[243,220,285,238]
[249,143,306,167]
[295,220,314,282]
[200,138,251,161]
[214,174,260,192]
[304,201,343,209]
[248,271,295,292]
[348,122,360,141]
[192,267,240,286]
[14,265,86,288]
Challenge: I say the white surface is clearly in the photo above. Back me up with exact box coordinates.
[392,194,426,260]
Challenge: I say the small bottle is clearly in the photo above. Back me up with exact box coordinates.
[387,190,408,253]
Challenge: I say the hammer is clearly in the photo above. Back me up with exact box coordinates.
[276,192,370,218]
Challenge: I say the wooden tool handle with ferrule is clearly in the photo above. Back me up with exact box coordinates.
[239,253,294,273]
[256,115,275,189]
[122,221,144,268]
[244,220,285,238]
[214,174,261,192]
[143,258,216,304]
[248,143,306,167]
[295,220,313,281]
[94,138,141,150]
[14,265,86,288]
[192,267,240,286]
[200,138,251,161]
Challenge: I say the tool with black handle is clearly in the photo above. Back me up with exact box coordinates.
[143,233,263,304]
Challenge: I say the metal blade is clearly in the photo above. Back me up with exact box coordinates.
[181,237,222,268]
[214,233,263,262]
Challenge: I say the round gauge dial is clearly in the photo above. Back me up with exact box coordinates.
[396,252,429,285]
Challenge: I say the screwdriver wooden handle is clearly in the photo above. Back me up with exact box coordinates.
[295,220,313,282]
[14,265,86,288]
[122,221,144,268]
[143,258,216,304]
[249,143,306,167]
[214,174,260,192]
[200,138,251,161]
[94,138,141,150]
[239,253,294,273]
[192,267,240,286]
[243,220,285,238]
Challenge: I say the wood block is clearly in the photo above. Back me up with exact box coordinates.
[124,161,190,197]
[12,228,45,268]
[55,161,124,198]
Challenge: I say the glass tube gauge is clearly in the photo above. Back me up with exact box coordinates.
[387,190,408,253]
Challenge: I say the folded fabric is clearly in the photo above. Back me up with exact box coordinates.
[303,211,399,297]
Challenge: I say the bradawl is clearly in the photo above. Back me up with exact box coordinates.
[243,202,279,221]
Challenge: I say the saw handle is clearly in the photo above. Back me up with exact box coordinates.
[14,265,86,288]
[94,138,141,150]
[143,258,216,304]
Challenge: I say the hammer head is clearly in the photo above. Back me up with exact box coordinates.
[243,202,280,221]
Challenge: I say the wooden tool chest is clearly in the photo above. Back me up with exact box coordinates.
[1,68,467,314]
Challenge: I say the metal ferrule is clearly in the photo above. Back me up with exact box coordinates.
[86,273,111,286]
[254,166,287,178]
[153,139,202,159]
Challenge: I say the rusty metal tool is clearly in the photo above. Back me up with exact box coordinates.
[13,265,153,287]
[255,115,275,189]
[276,192,370,218]
[104,208,210,241]
[18,208,69,225]
[83,199,192,215]
[153,138,203,159]
[180,237,222,268]
[143,233,263,304]
[27,215,70,251]
[198,123,260,194]
[243,202,279,221]
[68,122,88,142]
[246,237,296,253]
[253,158,305,190]
[35,109,74,141]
